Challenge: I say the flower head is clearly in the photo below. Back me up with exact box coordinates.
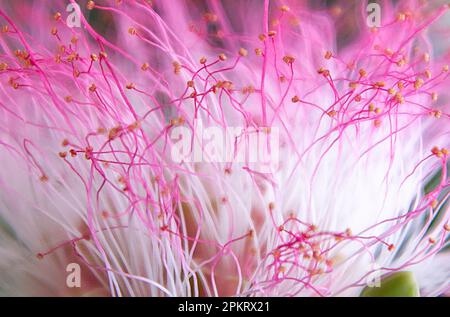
[0,0,449,297]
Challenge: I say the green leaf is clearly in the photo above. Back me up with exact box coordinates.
[360,271,420,297]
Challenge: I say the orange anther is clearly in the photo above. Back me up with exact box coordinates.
[87,1,95,10]
[239,48,248,57]
[283,55,295,64]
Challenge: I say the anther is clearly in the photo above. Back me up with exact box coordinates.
[128,27,137,35]
[430,199,438,208]
[170,117,185,126]
[90,53,98,62]
[283,55,295,64]
[359,68,367,77]
[324,51,333,60]
[203,12,218,22]
[238,48,248,57]
[173,61,181,74]
[199,57,207,64]
[395,92,404,104]
[127,121,140,131]
[126,82,135,89]
[59,152,67,158]
[280,5,290,12]
[397,59,406,67]
[431,92,438,102]
[397,12,406,21]
[431,146,442,157]
[254,48,262,56]
[66,52,78,62]
[141,62,149,71]
[348,82,358,90]
[54,12,62,21]
[51,27,58,36]
[291,95,300,103]
[273,250,281,259]
[327,110,337,117]
[268,30,277,37]
[87,1,95,10]
[218,53,227,61]
[242,85,255,94]
[160,225,169,232]
[317,67,330,76]
[388,244,395,251]
[84,146,93,160]
[89,84,97,92]
[414,78,424,90]
[109,126,121,140]
[429,109,441,119]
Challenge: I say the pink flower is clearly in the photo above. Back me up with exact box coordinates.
[0,0,448,296]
